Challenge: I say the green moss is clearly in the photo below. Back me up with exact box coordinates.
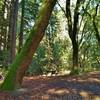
[0,0,57,91]
[0,30,35,90]
[0,3,46,91]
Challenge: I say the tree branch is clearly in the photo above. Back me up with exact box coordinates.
[56,1,66,17]
[79,0,91,32]
[73,0,81,40]
[82,3,100,44]
[92,4,100,44]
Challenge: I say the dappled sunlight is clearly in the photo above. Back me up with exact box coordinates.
[41,94,49,100]
[80,91,92,98]
[92,96,100,100]
[22,72,100,99]
[47,88,70,95]
[0,72,100,99]
[88,78,100,83]
[73,77,100,83]
[79,91,100,100]
[0,0,100,99]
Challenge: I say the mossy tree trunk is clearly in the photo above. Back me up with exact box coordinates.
[0,0,57,91]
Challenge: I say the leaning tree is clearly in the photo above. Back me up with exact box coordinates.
[0,0,57,90]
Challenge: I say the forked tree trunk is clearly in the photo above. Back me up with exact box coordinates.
[65,0,81,72]
[0,0,57,91]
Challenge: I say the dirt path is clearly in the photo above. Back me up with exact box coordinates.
[0,71,100,100]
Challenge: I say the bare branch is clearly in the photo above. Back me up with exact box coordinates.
[79,22,87,46]
[93,4,100,44]
[79,0,91,31]
[56,1,66,17]
[83,3,100,44]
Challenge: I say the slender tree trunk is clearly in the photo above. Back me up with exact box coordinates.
[0,0,5,50]
[18,0,25,52]
[0,0,7,50]
[1,0,57,91]
[0,0,8,67]
[8,0,19,64]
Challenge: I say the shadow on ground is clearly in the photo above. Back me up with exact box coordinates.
[0,71,100,100]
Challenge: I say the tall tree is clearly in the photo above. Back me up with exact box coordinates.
[0,0,9,67]
[1,0,57,90]
[0,0,7,50]
[57,0,82,71]
[65,0,82,71]
[18,0,25,52]
[7,0,19,64]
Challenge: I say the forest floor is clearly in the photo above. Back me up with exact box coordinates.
[0,71,100,100]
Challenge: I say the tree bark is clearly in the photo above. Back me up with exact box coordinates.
[7,0,19,64]
[18,0,25,52]
[72,39,78,70]
[66,0,80,71]
[1,0,57,91]
[0,0,7,51]
[0,0,8,67]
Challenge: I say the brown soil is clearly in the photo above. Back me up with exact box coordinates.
[0,71,100,100]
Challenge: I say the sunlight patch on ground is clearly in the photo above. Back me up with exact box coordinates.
[92,96,100,100]
[79,91,100,100]
[88,78,100,83]
[41,94,49,100]
[47,88,70,95]
[80,91,90,98]
[76,78,100,83]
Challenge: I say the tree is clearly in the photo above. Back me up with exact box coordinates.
[78,0,100,70]
[18,0,25,52]
[7,0,19,64]
[65,0,84,71]
[57,0,83,71]
[91,4,100,44]
[0,0,57,90]
[18,0,41,52]
[0,0,9,67]
[57,0,99,72]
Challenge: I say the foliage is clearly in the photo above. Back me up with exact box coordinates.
[0,0,100,78]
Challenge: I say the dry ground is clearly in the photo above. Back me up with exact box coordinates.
[0,71,100,100]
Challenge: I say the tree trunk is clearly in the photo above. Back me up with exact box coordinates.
[0,0,7,51]
[65,0,80,72]
[7,0,19,64]
[0,0,8,67]
[18,0,25,52]
[1,0,57,91]
[72,39,78,70]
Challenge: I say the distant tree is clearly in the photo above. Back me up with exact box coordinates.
[18,0,25,52]
[78,0,100,70]
[57,0,84,71]
[7,0,19,64]
[0,0,9,67]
